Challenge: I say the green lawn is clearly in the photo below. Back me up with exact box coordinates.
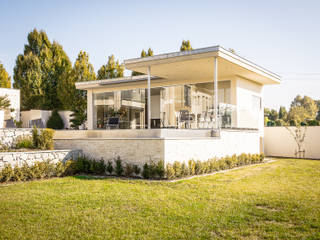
[0,158,319,240]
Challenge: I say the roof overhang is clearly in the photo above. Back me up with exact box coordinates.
[124,46,281,85]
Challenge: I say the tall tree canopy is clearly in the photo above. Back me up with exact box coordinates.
[278,106,288,121]
[131,48,154,76]
[288,95,318,124]
[13,29,71,110]
[97,55,124,80]
[69,51,96,128]
[0,62,11,88]
[180,40,193,51]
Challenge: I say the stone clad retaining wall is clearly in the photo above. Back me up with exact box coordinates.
[54,129,260,165]
[0,128,32,148]
[0,149,82,170]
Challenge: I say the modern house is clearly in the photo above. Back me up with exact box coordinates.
[54,46,280,164]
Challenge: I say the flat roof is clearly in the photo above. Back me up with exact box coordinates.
[124,45,281,85]
[76,45,281,90]
[75,75,162,89]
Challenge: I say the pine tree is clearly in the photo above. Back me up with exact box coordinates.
[0,62,11,88]
[69,51,96,129]
[180,40,193,51]
[13,29,71,110]
[97,55,124,80]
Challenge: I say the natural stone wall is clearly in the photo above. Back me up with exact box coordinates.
[54,138,163,166]
[0,149,82,169]
[0,128,32,148]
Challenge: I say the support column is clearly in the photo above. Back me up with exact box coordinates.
[87,90,94,130]
[147,66,151,129]
[214,57,218,129]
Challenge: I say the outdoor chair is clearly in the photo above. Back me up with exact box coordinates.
[106,117,120,129]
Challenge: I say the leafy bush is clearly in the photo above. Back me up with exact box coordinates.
[133,165,140,176]
[165,163,175,179]
[115,157,123,176]
[106,160,114,175]
[307,120,319,126]
[124,163,134,177]
[0,160,77,183]
[15,136,33,149]
[46,110,64,129]
[32,126,54,150]
[38,129,54,150]
[163,153,265,180]
[155,160,165,179]
[142,163,150,179]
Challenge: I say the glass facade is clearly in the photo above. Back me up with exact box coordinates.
[93,80,235,129]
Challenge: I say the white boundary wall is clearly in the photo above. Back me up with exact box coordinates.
[264,126,320,159]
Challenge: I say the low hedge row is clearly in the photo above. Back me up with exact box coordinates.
[0,160,75,183]
[166,153,265,179]
[0,153,265,183]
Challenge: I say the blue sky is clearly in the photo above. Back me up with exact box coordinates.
[0,0,319,110]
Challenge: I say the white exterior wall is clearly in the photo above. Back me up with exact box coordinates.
[21,110,52,128]
[235,77,263,135]
[0,88,20,122]
[264,126,320,159]
[164,129,260,164]
[21,110,72,129]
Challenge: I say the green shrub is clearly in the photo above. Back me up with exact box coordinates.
[307,120,319,126]
[148,161,158,179]
[173,161,182,178]
[165,163,175,179]
[195,160,202,175]
[0,164,14,182]
[106,160,114,175]
[133,165,141,176]
[75,156,91,173]
[124,163,134,177]
[38,129,54,150]
[155,160,165,179]
[32,126,54,150]
[188,159,196,175]
[15,136,34,149]
[13,166,26,181]
[46,110,64,129]
[115,157,123,176]
[32,125,39,148]
[142,163,150,179]
[181,162,189,176]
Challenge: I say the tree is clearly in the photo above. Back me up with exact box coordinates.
[268,109,278,121]
[278,106,288,121]
[288,95,318,124]
[131,48,154,76]
[69,51,96,129]
[97,55,124,80]
[13,29,71,110]
[46,110,64,129]
[286,125,307,158]
[180,40,193,51]
[315,100,320,121]
[0,62,11,88]
[0,95,10,110]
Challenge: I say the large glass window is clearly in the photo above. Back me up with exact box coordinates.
[93,90,145,129]
[92,80,233,129]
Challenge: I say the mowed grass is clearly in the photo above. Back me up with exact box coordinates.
[0,159,319,240]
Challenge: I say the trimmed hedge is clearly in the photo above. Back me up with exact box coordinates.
[0,153,265,183]
[165,153,265,179]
